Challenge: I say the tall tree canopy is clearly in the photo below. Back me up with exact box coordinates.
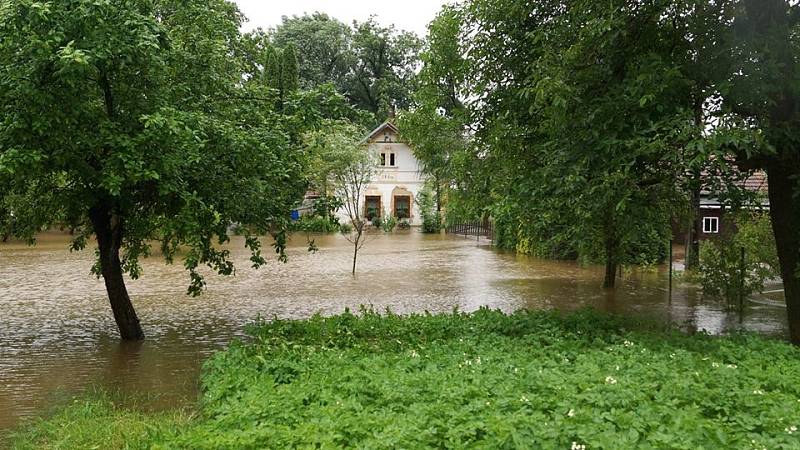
[267,14,422,123]
[346,18,422,119]
[398,6,471,219]
[0,0,307,340]
[270,13,354,92]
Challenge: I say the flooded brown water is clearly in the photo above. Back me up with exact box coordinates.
[0,231,788,432]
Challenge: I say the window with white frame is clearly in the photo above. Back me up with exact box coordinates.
[379,152,396,167]
[702,217,719,234]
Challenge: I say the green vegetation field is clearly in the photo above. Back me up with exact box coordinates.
[8,309,800,449]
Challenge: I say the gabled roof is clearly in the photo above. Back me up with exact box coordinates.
[363,121,401,144]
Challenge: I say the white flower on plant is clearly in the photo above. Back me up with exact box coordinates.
[615,365,620,371]
[571,442,587,450]
[753,389,765,395]
[786,425,797,434]
[409,350,419,358]
[669,353,676,359]
[605,376,617,385]
[567,409,576,417]
[712,362,720,368]
[623,340,634,347]
[520,395,530,403]
[726,364,737,369]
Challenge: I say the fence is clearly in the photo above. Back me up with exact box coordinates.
[446,220,494,243]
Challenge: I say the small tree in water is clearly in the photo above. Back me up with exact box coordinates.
[304,121,375,274]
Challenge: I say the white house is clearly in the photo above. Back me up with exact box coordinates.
[336,121,428,226]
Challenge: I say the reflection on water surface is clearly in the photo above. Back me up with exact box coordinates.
[0,231,787,431]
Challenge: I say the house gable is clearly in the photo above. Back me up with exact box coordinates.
[365,121,401,144]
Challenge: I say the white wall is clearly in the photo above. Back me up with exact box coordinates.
[335,124,428,226]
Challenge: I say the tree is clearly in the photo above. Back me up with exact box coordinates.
[268,14,422,123]
[398,6,471,220]
[270,13,354,91]
[264,45,282,91]
[346,18,422,121]
[0,0,306,340]
[304,121,375,274]
[454,0,696,287]
[281,44,300,95]
[723,0,800,344]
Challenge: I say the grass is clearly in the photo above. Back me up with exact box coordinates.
[7,308,800,449]
[5,392,192,450]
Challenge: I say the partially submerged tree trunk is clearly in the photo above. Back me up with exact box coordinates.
[352,241,359,275]
[603,230,619,289]
[351,220,365,275]
[89,205,144,341]
[604,260,618,289]
[767,164,800,345]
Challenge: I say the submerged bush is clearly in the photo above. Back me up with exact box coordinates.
[699,212,780,305]
[10,310,800,449]
[289,215,341,233]
[381,214,398,233]
[416,184,442,233]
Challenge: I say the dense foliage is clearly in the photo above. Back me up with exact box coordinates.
[265,14,422,122]
[409,0,800,341]
[9,310,800,449]
[288,215,341,234]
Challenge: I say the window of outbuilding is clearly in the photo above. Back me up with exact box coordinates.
[703,217,719,234]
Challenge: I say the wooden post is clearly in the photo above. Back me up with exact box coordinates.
[668,239,673,305]
[739,246,746,323]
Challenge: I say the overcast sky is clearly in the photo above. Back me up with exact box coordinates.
[233,0,452,37]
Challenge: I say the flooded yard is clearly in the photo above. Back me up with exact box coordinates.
[0,231,788,431]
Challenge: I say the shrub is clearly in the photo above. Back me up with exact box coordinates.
[381,214,397,233]
[416,184,441,233]
[289,215,340,233]
[698,212,779,305]
[339,222,353,234]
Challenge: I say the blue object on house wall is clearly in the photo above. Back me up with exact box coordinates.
[291,210,300,221]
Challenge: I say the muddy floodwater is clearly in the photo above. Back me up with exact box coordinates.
[0,231,788,432]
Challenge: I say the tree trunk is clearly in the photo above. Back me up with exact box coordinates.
[603,232,618,289]
[351,227,362,275]
[89,205,144,341]
[352,241,359,275]
[767,164,800,345]
[604,260,618,289]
